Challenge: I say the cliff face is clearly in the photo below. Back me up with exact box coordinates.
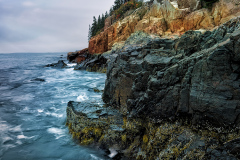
[103,17,240,127]
[88,0,240,54]
[66,2,240,159]
[67,17,240,159]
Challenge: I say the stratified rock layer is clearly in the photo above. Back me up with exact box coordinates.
[89,0,240,54]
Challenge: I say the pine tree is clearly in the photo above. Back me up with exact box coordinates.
[109,7,113,16]
[97,15,101,31]
[101,13,105,29]
[105,11,109,19]
[113,0,122,10]
[88,24,92,41]
[91,16,97,37]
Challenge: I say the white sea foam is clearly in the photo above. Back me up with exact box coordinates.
[17,135,34,139]
[0,121,8,133]
[12,94,34,102]
[47,127,65,139]
[2,136,13,144]
[45,112,63,118]
[37,109,44,113]
[90,154,103,160]
[77,93,89,101]
[108,148,118,158]
[9,125,22,133]
[19,106,35,114]
[0,120,22,155]
[67,63,77,67]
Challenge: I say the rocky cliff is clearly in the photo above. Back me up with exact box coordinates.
[103,17,240,128]
[66,0,240,159]
[89,0,240,54]
[66,17,240,159]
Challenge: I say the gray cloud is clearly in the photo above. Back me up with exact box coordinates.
[0,0,114,53]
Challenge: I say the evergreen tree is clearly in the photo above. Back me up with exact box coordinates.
[91,16,97,37]
[109,7,113,16]
[101,13,105,28]
[88,0,141,39]
[88,24,92,41]
[97,15,101,31]
[105,11,109,19]
[113,0,122,10]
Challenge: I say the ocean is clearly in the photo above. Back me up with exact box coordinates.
[0,53,108,160]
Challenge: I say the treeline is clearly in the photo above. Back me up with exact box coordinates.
[88,12,109,41]
[88,0,134,40]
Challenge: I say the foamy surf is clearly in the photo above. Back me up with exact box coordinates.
[47,127,66,139]
[0,53,107,160]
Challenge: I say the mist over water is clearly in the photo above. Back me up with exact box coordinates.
[0,53,108,160]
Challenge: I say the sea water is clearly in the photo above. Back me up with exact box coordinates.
[0,53,108,160]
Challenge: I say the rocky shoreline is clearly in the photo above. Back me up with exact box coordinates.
[65,17,240,159]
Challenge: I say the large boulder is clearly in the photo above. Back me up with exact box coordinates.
[67,48,88,63]
[66,101,125,158]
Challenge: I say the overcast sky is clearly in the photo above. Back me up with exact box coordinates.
[0,0,114,53]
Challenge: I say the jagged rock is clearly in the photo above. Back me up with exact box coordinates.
[212,0,240,26]
[45,60,67,68]
[66,101,125,152]
[67,52,78,62]
[66,2,240,160]
[103,17,240,128]
[177,0,201,11]
[66,103,240,159]
[67,48,88,63]
[88,0,240,55]
[74,53,108,73]
[204,137,240,160]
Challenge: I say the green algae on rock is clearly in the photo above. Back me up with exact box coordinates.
[66,101,240,159]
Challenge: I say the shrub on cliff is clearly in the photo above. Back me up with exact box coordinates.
[114,1,143,20]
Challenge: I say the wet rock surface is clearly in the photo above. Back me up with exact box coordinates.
[66,101,125,158]
[45,60,67,68]
[74,53,109,73]
[66,100,240,159]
